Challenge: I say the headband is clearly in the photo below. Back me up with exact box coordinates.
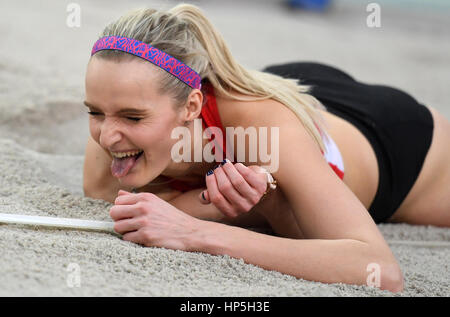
[91,36,202,90]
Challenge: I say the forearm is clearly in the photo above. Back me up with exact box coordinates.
[84,186,125,205]
[85,176,180,205]
[189,220,402,292]
[168,188,269,228]
[168,188,226,222]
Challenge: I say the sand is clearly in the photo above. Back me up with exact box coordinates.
[0,0,449,296]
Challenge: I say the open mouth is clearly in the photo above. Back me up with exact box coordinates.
[111,151,144,178]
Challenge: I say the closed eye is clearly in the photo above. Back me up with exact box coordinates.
[87,111,142,122]
[125,117,142,122]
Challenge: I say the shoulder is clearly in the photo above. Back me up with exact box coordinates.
[215,90,322,172]
[215,90,300,131]
[214,91,388,243]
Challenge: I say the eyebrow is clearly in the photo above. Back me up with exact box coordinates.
[83,101,149,114]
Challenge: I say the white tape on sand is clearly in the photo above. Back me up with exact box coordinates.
[0,212,116,234]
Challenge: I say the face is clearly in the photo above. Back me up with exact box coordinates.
[84,57,202,188]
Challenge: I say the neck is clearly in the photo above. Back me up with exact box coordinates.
[161,120,217,182]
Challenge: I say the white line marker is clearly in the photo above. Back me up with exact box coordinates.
[0,212,116,234]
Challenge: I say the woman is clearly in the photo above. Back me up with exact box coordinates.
[83,4,450,293]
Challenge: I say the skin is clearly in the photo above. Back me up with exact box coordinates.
[204,91,450,243]
[84,56,449,292]
[213,86,450,228]
[84,56,268,212]
[85,56,216,188]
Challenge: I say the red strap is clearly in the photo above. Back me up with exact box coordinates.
[169,82,226,192]
[328,162,344,180]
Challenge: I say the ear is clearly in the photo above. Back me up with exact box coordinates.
[182,88,203,122]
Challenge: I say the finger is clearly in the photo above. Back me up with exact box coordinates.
[109,204,140,221]
[199,190,210,204]
[114,192,141,205]
[114,217,147,234]
[113,218,139,234]
[214,166,252,211]
[235,163,268,193]
[122,230,146,245]
[118,189,131,196]
[205,169,236,217]
[220,160,257,198]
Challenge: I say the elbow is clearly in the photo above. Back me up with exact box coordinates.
[360,240,404,293]
[379,262,404,293]
[83,185,115,204]
[363,243,404,293]
[83,184,97,200]
[83,178,94,198]
[83,184,90,198]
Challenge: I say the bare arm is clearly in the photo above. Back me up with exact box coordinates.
[189,220,402,291]
[175,186,402,292]
[182,99,404,292]
[168,187,272,229]
[168,184,305,238]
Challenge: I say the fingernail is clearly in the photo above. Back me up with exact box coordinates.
[213,164,220,170]
[220,158,229,166]
[206,169,214,176]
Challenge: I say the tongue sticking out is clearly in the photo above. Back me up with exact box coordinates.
[111,154,141,178]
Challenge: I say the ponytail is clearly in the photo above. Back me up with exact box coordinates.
[94,4,327,152]
[170,4,327,152]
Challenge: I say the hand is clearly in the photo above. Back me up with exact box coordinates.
[110,189,201,251]
[198,159,268,218]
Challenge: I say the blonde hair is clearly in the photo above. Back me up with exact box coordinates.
[93,3,328,152]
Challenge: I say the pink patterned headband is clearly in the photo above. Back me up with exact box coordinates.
[91,36,202,90]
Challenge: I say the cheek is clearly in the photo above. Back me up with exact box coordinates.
[141,128,174,151]
[88,120,100,140]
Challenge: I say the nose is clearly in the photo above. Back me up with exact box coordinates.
[98,117,122,149]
